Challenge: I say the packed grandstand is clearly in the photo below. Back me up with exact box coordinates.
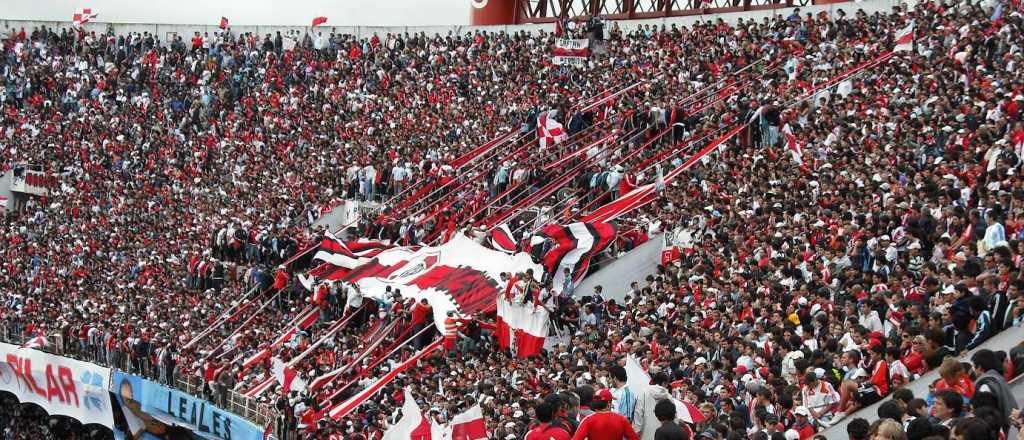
[2,0,1024,440]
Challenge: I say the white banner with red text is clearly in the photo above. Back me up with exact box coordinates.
[0,342,114,428]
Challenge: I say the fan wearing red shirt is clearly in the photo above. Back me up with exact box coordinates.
[572,389,640,440]
[526,401,571,440]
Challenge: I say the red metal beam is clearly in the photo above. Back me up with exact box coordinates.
[515,0,844,23]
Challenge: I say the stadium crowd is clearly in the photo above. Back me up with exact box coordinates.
[3,0,1024,440]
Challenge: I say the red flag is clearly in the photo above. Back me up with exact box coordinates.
[311,16,328,27]
[72,8,98,25]
[219,17,229,30]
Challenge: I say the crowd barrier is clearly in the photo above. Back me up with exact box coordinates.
[0,326,274,439]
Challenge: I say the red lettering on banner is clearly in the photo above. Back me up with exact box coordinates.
[4,354,80,407]
[46,365,66,404]
[58,366,79,406]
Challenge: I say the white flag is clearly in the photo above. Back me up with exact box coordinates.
[894,22,914,52]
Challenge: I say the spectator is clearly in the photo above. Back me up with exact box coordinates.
[527,401,571,440]
[971,349,1020,420]
[572,389,640,440]
[633,372,672,440]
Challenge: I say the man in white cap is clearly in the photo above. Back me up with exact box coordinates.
[790,406,816,439]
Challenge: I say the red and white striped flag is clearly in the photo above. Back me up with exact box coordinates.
[537,110,567,150]
[783,123,803,165]
[313,231,393,269]
[271,358,307,394]
[21,336,48,350]
[73,8,98,26]
[535,222,617,293]
[894,22,915,52]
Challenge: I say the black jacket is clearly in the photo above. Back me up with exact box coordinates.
[654,421,686,440]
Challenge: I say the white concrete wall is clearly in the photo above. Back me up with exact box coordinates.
[820,325,1024,438]
[1,0,898,40]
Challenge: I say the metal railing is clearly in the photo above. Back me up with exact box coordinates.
[0,324,277,428]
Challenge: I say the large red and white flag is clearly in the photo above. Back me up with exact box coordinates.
[73,8,98,25]
[271,357,307,394]
[316,234,541,331]
[782,123,803,165]
[535,222,617,294]
[496,294,549,358]
[537,110,568,150]
[313,231,393,269]
[311,16,328,27]
[894,22,915,52]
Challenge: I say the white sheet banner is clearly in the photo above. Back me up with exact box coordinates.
[0,342,114,428]
[552,56,588,67]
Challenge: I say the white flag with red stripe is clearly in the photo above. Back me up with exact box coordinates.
[551,38,590,66]
[73,8,98,25]
[382,388,425,440]
[894,22,914,52]
[271,357,307,394]
[496,294,549,358]
[782,123,803,165]
[537,110,567,150]
[21,336,48,350]
[445,404,488,440]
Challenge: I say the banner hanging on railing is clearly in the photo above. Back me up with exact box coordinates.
[552,38,590,66]
[110,371,264,440]
[0,342,114,428]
